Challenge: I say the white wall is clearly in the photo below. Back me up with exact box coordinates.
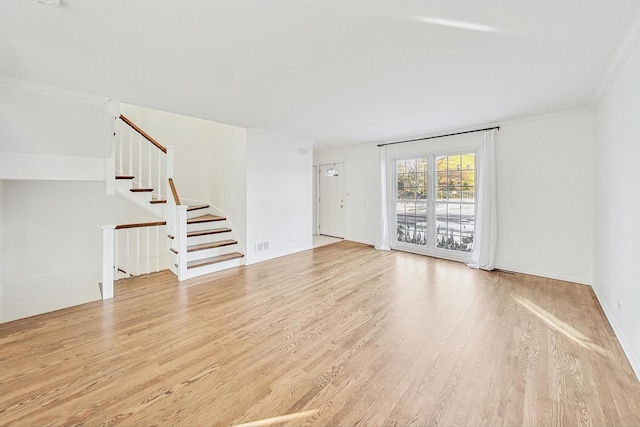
[207,127,248,254]
[0,180,4,323]
[2,181,158,322]
[495,112,594,284]
[315,144,379,246]
[314,111,594,284]
[246,130,314,264]
[593,38,640,379]
[0,77,115,181]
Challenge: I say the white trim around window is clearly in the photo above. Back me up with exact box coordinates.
[385,133,483,263]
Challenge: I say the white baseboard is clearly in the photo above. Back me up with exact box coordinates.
[2,267,102,323]
[246,245,313,265]
[493,263,591,286]
[590,284,640,382]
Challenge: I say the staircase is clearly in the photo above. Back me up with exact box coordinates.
[101,114,245,298]
[170,204,245,280]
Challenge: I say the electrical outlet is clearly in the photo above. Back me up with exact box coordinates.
[617,300,622,311]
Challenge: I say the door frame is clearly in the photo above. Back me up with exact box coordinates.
[318,162,346,238]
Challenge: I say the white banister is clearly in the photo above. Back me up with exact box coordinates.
[126,229,131,279]
[157,151,162,200]
[102,222,168,298]
[146,227,150,274]
[118,124,123,176]
[166,147,176,242]
[147,144,151,189]
[176,205,188,281]
[101,225,116,300]
[137,134,142,188]
[114,231,119,280]
[156,227,160,272]
[136,228,140,275]
[128,129,133,176]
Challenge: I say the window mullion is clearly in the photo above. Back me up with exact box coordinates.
[428,154,436,249]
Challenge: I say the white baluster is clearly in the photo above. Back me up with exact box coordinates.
[118,121,123,176]
[156,226,160,272]
[114,230,119,281]
[146,227,150,274]
[166,146,175,234]
[101,225,116,300]
[126,229,131,278]
[157,151,162,200]
[128,128,133,177]
[166,145,175,179]
[177,205,188,281]
[136,228,140,275]
[138,134,142,189]
[148,143,152,190]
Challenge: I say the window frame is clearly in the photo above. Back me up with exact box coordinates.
[387,141,480,264]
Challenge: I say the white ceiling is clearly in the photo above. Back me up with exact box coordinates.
[1,1,639,149]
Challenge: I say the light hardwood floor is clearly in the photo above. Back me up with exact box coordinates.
[1,241,639,426]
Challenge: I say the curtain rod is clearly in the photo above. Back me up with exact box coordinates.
[377,126,500,147]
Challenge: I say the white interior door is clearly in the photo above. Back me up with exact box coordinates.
[319,163,345,238]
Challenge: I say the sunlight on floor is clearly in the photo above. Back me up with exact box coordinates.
[513,295,606,356]
[313,234,343,248]
[233,409,319,426]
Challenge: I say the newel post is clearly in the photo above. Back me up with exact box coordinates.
[105,101,120,196]
[101,225,116,299]
[176,205,188,281]
[166,145,175,179]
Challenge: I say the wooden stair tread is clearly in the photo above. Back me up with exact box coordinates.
[187,214,225,224]
[115,175,135,179]
[187,204,209,212]
[184,252,244,269]
[187,228,231,238]
[130,188,154,193]
[150,199,167,204]
[170,239,237,254]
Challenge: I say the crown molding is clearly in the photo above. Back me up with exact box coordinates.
[588,8,640,111]
[359,108,590,150]
[0,75,112,106]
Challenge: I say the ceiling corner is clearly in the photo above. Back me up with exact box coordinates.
[587,6,640,111]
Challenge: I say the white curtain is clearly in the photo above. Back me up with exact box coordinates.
[468,129,497,270]
[375,145,391,251]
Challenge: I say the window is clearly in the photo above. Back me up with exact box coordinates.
[393,151,476,259]
[396,158,428,245]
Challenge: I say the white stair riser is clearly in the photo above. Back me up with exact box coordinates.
[187,220,229,232]
[187,209,210,219]
[115,179,165,218]
[187,232,233,246]
[182,257,245,280]
[183,245,238,262]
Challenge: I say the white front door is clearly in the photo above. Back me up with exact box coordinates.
[319,163,345,238]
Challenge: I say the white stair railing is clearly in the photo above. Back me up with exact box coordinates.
[101,221,168,300]
[114,115,170,202]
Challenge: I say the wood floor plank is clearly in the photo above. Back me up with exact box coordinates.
[1,241,639,426]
